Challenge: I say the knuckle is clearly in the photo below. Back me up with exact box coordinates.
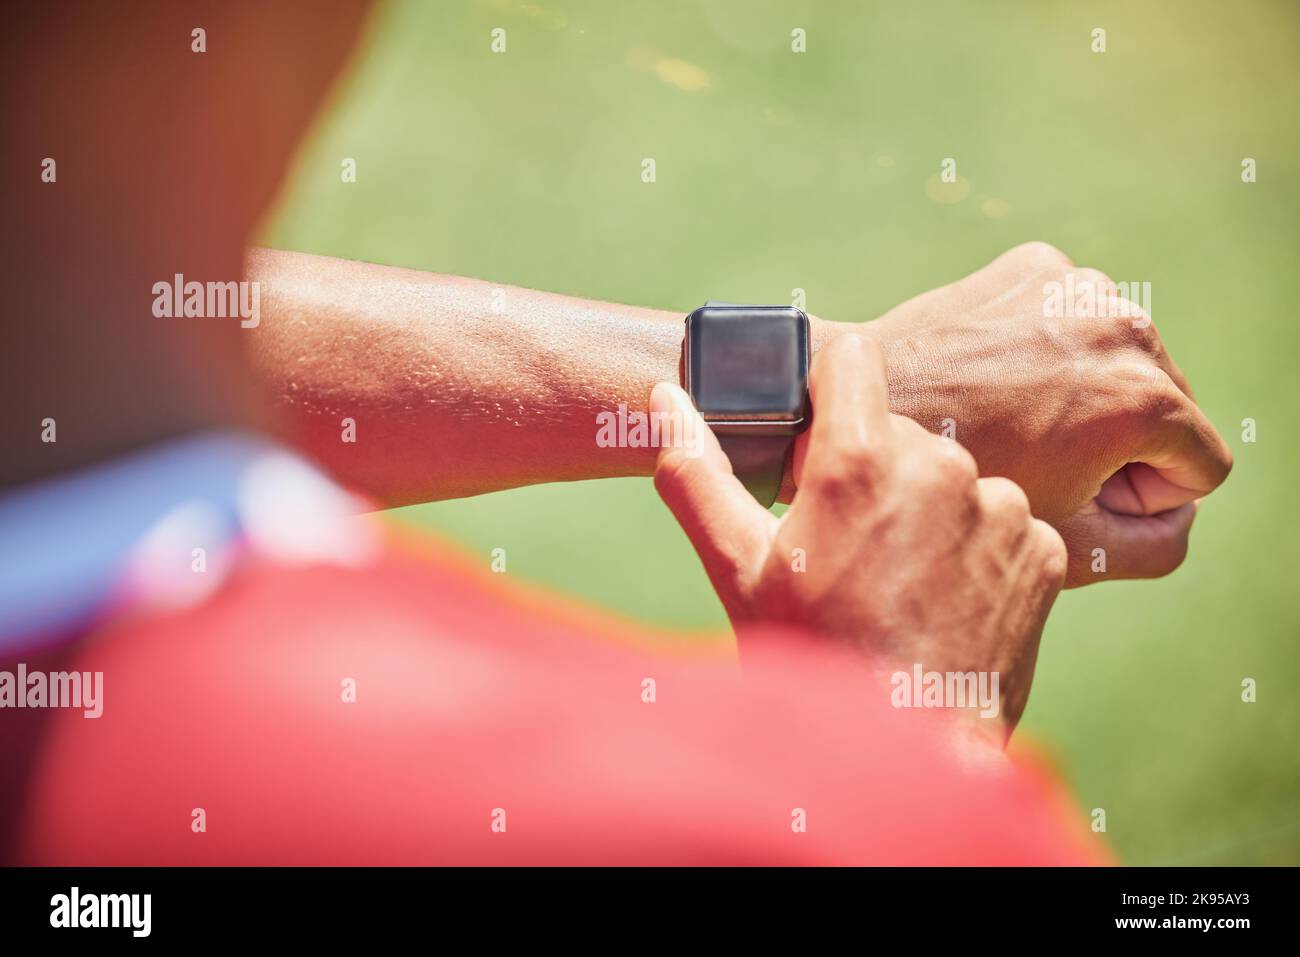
[915,438,980,502]
[1075,266,1112,285]
[908,447,980,518]
[935,439,979,484]
[1033,521,1069,585]
[1106,363,1182,426]
[889,416,930,444]
[834,434,881,478]
[980,476,1032,519]
[910,443,968,494]
[1073,267,1115,301]
[1142,371,1185,420]
[1106,300,1161,351]
[811,452,874,499]
[1013,240,1072,270]
[652,450,695,498]
[1092,364,1185,447]
[1122,301,1157,334]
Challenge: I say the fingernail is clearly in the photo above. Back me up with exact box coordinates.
[649,381,717,465]
[650,381,693,418]
[648,381,673,418]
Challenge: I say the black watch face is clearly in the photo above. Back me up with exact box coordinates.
[685,305,810,431]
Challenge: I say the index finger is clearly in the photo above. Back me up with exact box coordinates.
[805,333,891,473]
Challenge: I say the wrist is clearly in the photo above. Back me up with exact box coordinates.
[810,314,934,426]
[601,306,684,480]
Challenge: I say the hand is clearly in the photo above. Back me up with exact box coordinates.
[816,242,1233,586]
[652,335,1067,743]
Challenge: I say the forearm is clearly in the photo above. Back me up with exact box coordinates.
[246,248,695,505]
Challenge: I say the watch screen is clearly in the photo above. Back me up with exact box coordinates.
[687,306,809,423]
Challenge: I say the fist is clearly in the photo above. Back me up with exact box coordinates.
[819,242,1233,586]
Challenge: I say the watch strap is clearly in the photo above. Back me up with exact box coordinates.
[718,434,792,509]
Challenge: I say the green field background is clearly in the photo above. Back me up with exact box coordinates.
[262,0,1300,864]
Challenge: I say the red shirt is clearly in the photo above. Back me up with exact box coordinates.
[6,521,1103,865]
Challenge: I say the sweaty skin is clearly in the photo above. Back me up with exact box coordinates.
[247,243,1232,587]
[2,0,1230,592]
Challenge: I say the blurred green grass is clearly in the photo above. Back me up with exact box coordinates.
[262,0,1300,864]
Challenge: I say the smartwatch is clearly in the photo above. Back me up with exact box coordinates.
[683,301,811,508]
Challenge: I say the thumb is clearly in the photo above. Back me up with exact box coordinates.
[650,382,777,607]
[1057,499,1197,587]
